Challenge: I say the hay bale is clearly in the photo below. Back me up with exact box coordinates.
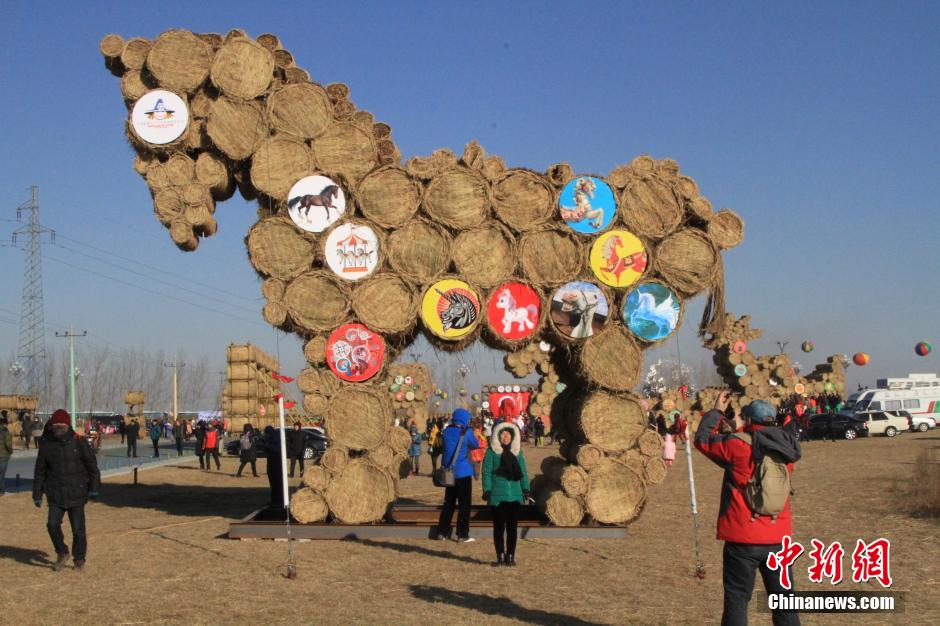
[302,393,329,417]
[386,426,412,455]
[490,169,554,231]
[574,444,604,471]
[267,83,333,139]
[326,460,393,523]
[247,217,315,281]
[303,336,327,365]
[210,38,274,99]
[617,448,646,473]
[121,37,151,70]
[310,122,377,182]
[518,229,582,285]
[284,272,350,332]
[357,166,422,228]
[654,229,719,296]
[169,220,197,251]
[206,97,267,160]
[584,461,646,524]
[452,224,516,288]
[638,430,663,457]
[120,69,152,101]
[619,175,683,240]
[351,274,418,334]
[124,391,146,405]
[290,488,329,523]
[273,48,294,69]
[321,447,348,474]
[164,154,195,186]
[146,29,212,92]
[386,219,450,283]
[249,135,313,199]
[99,34,125,58]
[581,325,643,392]
[707,209,745,249]
[262,301,286,325]
[689,196,713,222]
[327,387,391,451]
[559,464,590,497]
[256,33,281,51]
[545,162,573,188]
[284,67,311,84]
[367,444,397,469]
[576,392,647,453]
[423,167,490,229]
[152,189,183,225]
[195,152,232,196]
[540,489,584,527]
[644,457,668,485]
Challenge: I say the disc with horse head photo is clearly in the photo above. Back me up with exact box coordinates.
[287,175,346,233]
[550,280,610,340]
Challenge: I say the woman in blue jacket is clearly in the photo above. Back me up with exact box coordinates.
[482,421,530,566]
[434,408,479,542]
[407,425,422,476]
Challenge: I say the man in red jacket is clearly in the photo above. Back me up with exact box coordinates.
[695,391,801,626]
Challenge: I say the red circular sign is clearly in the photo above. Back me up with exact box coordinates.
[326,323,385,382]
[486,282,541,342]
[732,340,747,354]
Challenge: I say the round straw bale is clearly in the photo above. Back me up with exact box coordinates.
[637,430,664,457]
[576,392,646,453]
[262,301,287,326]
[247,217,315,281]
[261,277,286,303]
[133,154,153,177]
[581,325,643,392]
[121,69,153,101]
[619,175,683,240]
[225,29,248,42]
[194,152,229,191]
[545,163,573,188]
[256,33,281,51]
[518,229,582,285]
[654,229,720,296]
[560,464,590,497]
[152,189,183,225]
[303,393,329,417]
[689,196,713,222]
[644,457,668,485]
[181,118,210,152]
[284,272,350,332]
[326,83,350,102]
[386,219,450,283]
[491,169,554,231]
[352,274,419,334]
[617,448,646,473]
[146,161,171,191]
[574,443,605,471]
[303,336,328,365]
[100,34,125,58]
[367,444,396,469]
[267,83,332,139]
[284,67,311,84]
[321,447,348,474]
[302,466,331,493]
[198,33,224,49]
[584,461,646,524]
[453,224,516,288]
[169,220,197,251]
[481,155,506,181]
[327,387,391,451]
[147,30,211,92]
[352,110,375,130]
[630,156,655,174]
[210,38,274,100]
[164,154,195,186]
[206,97,267,160]
[291,488,329,523]
[332,98,355,120]
[310,122,377,182]
[541,489,584,526]
[423,167,490,229]
[121,38,151,70]
[386,426,413,455]
[707,209,745,249]
[675,175,699,203]
[249,135,313,199]
[183,200,214,227]
[326,459,392,523]
[269,48,292,69]
[461,140,485,170]
[605,165,633,188]
[357,166,422,228]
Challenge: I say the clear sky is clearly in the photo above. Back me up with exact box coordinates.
[1,1,938,408]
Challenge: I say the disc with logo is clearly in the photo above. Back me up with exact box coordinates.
[405,390,415,401]
[513,385,521,393]
[734,364,748,377]
[394,375,404,385]
[590,230,647,288]
[486,282,541,342]
[558,176,617,234]
[395,391,405,401]
[325,223,379,280]
[421,279,481,340]
[795,383,806,394]
[326,323,385,382]
[732,340,747,354]
[404,376,413,385]
[550,281,610,340]
[622,282,681,342]
[130,90,189,145]
[482,401,490,409]
[287,175,346,233]
[497,385,506,393]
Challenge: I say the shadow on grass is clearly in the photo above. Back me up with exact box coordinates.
[0,545,53,569]
[95,480,271,519]
[409,585,604,625]
[351,538,488,565]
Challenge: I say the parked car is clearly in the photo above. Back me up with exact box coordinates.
[225,427,328,460]
[805,413,869,440]
[853,411,909,437]
[887,409,937,432]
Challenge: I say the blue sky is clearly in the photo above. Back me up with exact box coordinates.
[1,1,938,406]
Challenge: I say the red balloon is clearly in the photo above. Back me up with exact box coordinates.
[853,352,869,366]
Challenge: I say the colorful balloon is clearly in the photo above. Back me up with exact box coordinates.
[801,341,814,353]
[915,342,932,356]
[853,352,869,366]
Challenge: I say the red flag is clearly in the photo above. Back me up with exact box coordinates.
[274,393,284,402]
[284,401,296,409]
[271,371,295,383]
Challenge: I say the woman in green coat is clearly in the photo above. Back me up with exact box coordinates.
[482,421,530,566]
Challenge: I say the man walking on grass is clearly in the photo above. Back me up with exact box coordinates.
[126,418,139,457]
[0,414,12,495]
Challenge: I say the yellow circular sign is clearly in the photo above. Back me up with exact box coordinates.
[589,230,648,288]
[421,279,481,340]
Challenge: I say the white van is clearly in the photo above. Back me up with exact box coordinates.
[844,373,940,421]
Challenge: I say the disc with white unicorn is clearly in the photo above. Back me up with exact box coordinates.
[130,90,189,145]
[485,282,541,342]
[287,175,346,233]
[558,176,617,235]
[325,222,379,280]
[550,281,610,340]
[589,230,647,288]
[622,282,682,343]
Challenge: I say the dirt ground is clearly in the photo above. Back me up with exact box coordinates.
[1,431,937,625]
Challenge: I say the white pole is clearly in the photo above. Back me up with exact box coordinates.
[278,396,290,509]
[685,422,706,578]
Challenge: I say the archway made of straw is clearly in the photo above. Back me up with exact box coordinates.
[100,29,745,526]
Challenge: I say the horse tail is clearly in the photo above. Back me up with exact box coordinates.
[287,195,302,209]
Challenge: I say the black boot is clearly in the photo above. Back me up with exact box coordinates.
[505,554,516,567]
[53,553,69,572]
[493,554,504,567]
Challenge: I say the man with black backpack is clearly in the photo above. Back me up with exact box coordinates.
[695,391,801,626]
[433,408,479,543]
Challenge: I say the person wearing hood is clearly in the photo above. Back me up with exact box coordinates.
[695,391,801,626]
[407,424,422,476]
[193,420,206,469]
[32,409,100,572]
[482,421,530,566]
[434,408,479,542]
[148,419,162,458]
[263,426,285,510]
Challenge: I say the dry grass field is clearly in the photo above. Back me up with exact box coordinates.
[1,431,938,625]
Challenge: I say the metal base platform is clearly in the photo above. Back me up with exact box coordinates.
[228,505,628,541]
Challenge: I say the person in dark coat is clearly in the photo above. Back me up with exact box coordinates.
[263,426,285,510]
[0,414,12,495]
[235,424,259,478]
[287,422,306,478]
[434,408,479,542]
[118,417,126,444]
[193,421,206,469]
[21,412,35,450]
[33,409,100,572]
[148,419,162,458]
[172,419,185,457]
[125,418,140,457]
